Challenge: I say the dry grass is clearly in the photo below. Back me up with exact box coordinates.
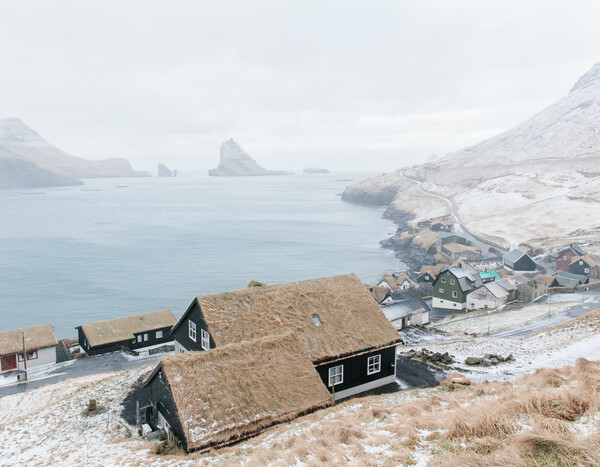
[180,358,600,466]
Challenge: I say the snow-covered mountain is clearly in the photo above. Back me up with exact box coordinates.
[345,61,600,252]
[434,62,600,168]
[0,118,149,185]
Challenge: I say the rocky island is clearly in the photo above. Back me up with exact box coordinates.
[157,163,174,177]
[0,118,150,189]
[303,167,330,174]
[209,139,288,176]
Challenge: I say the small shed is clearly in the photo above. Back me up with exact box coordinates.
[0,323,57,373]
[382,299,430,329]
[503,250,537,272]
[555,271,589,286]
[479,270,501,283]
[142,333,333,452]
[76,309,176,356]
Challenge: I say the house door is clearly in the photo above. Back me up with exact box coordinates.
[1,355,17,371]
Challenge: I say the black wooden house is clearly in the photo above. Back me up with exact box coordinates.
[76,309,176,356]
[503,249,537,272]
[170,273,402,401]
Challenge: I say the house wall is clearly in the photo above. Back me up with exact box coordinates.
[432,270,467,308]
[569,260,598,278]
[315,346,397,401]
[1,346,57,373]
[171,300,215,353]
[466,289,504,311]
[78,326,174,356]
[143,370,187,450]
[409,311,429,326]
[556,250,577,272]
[510,255,537,271]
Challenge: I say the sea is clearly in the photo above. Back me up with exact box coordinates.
[0,172,403,338]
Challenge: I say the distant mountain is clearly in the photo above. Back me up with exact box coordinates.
[0,118,150,188]
[209,139,289,176]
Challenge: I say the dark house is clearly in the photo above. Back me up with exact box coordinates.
[503,249,537,272]
[76,309,176,356]
[430,218,453,232]
[432,264,482,310]
[569,256,599,280]
[416,264,445,284]
[170,273,402,401]
[142,333,333,452]
[555,271,588,287]
[555,245,586,272]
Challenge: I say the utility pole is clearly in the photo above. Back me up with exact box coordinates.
[21,331,28,381]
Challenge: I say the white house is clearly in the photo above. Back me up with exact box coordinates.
[0,323,58,373]
[466,281,510,311]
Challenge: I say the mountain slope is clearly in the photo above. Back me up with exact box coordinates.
[344,61,600,252]
[0,118,150,180]
[0,155,82,189]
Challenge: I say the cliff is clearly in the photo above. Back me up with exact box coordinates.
[0,155,83,189]
[0,118,150,181]
[157,163,173,177]
[209,139,288,176]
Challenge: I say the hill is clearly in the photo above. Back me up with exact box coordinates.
[0,118,150,188]
[344,61,600,252]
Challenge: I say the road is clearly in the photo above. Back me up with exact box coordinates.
[400,173,504,257]
[0,351,164,396]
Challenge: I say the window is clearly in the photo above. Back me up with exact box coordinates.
[439,288,444,294]
[156,330,163,339]
[367,355,381,375]
[563,255,567,260]
[143,333,148,342]
[27,350,38,360]
[328,365,343,386]
[189,320,197,342]
[201,329,210,350]
[424,275,429,280]
[137,335,142,343]
[450,279,456,285]
[311,314,322,326]
[585,268,590,273]
[580,260,584,265]
[441,278,446,284]
[452,291,458,298]
[481,289,487,295]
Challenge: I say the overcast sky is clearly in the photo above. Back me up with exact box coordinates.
[2,1,600,172]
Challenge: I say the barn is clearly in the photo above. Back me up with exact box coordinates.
[0,323,58,373]
[76,309,176,356]
[142,333,333,452]
[170,273,402,401]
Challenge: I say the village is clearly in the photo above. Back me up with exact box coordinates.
[1,213,600,460]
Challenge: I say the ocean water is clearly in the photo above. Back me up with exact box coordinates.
[0,172,401,338]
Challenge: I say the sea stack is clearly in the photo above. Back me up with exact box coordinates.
[208,139,288,176]
[157,163,173,177]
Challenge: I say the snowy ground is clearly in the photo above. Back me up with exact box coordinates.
[2,306,600,465]
[433,299,581,336]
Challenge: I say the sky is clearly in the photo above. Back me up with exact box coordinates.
[1,1,600,173]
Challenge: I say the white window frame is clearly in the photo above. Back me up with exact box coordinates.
[143,333,148,342]
[452,291,458,298]
[450,279,456,285]
[585,268,590,274]
[367,355,381,375]
[328,365,343,387]
[441,278,446,284]
[439,288,444,294]
[189,320,197,342]
[156,330,163,339]
[137,335,142,343]
[201,329,210,350]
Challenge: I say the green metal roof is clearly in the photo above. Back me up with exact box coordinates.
[479,270,501,281]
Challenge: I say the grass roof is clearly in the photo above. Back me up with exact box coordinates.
[79,309,176,347]
[0,323,57,356]
[196,273,401,363]
[159,333,333,452]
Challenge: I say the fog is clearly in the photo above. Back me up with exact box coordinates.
[2,1,600,172]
